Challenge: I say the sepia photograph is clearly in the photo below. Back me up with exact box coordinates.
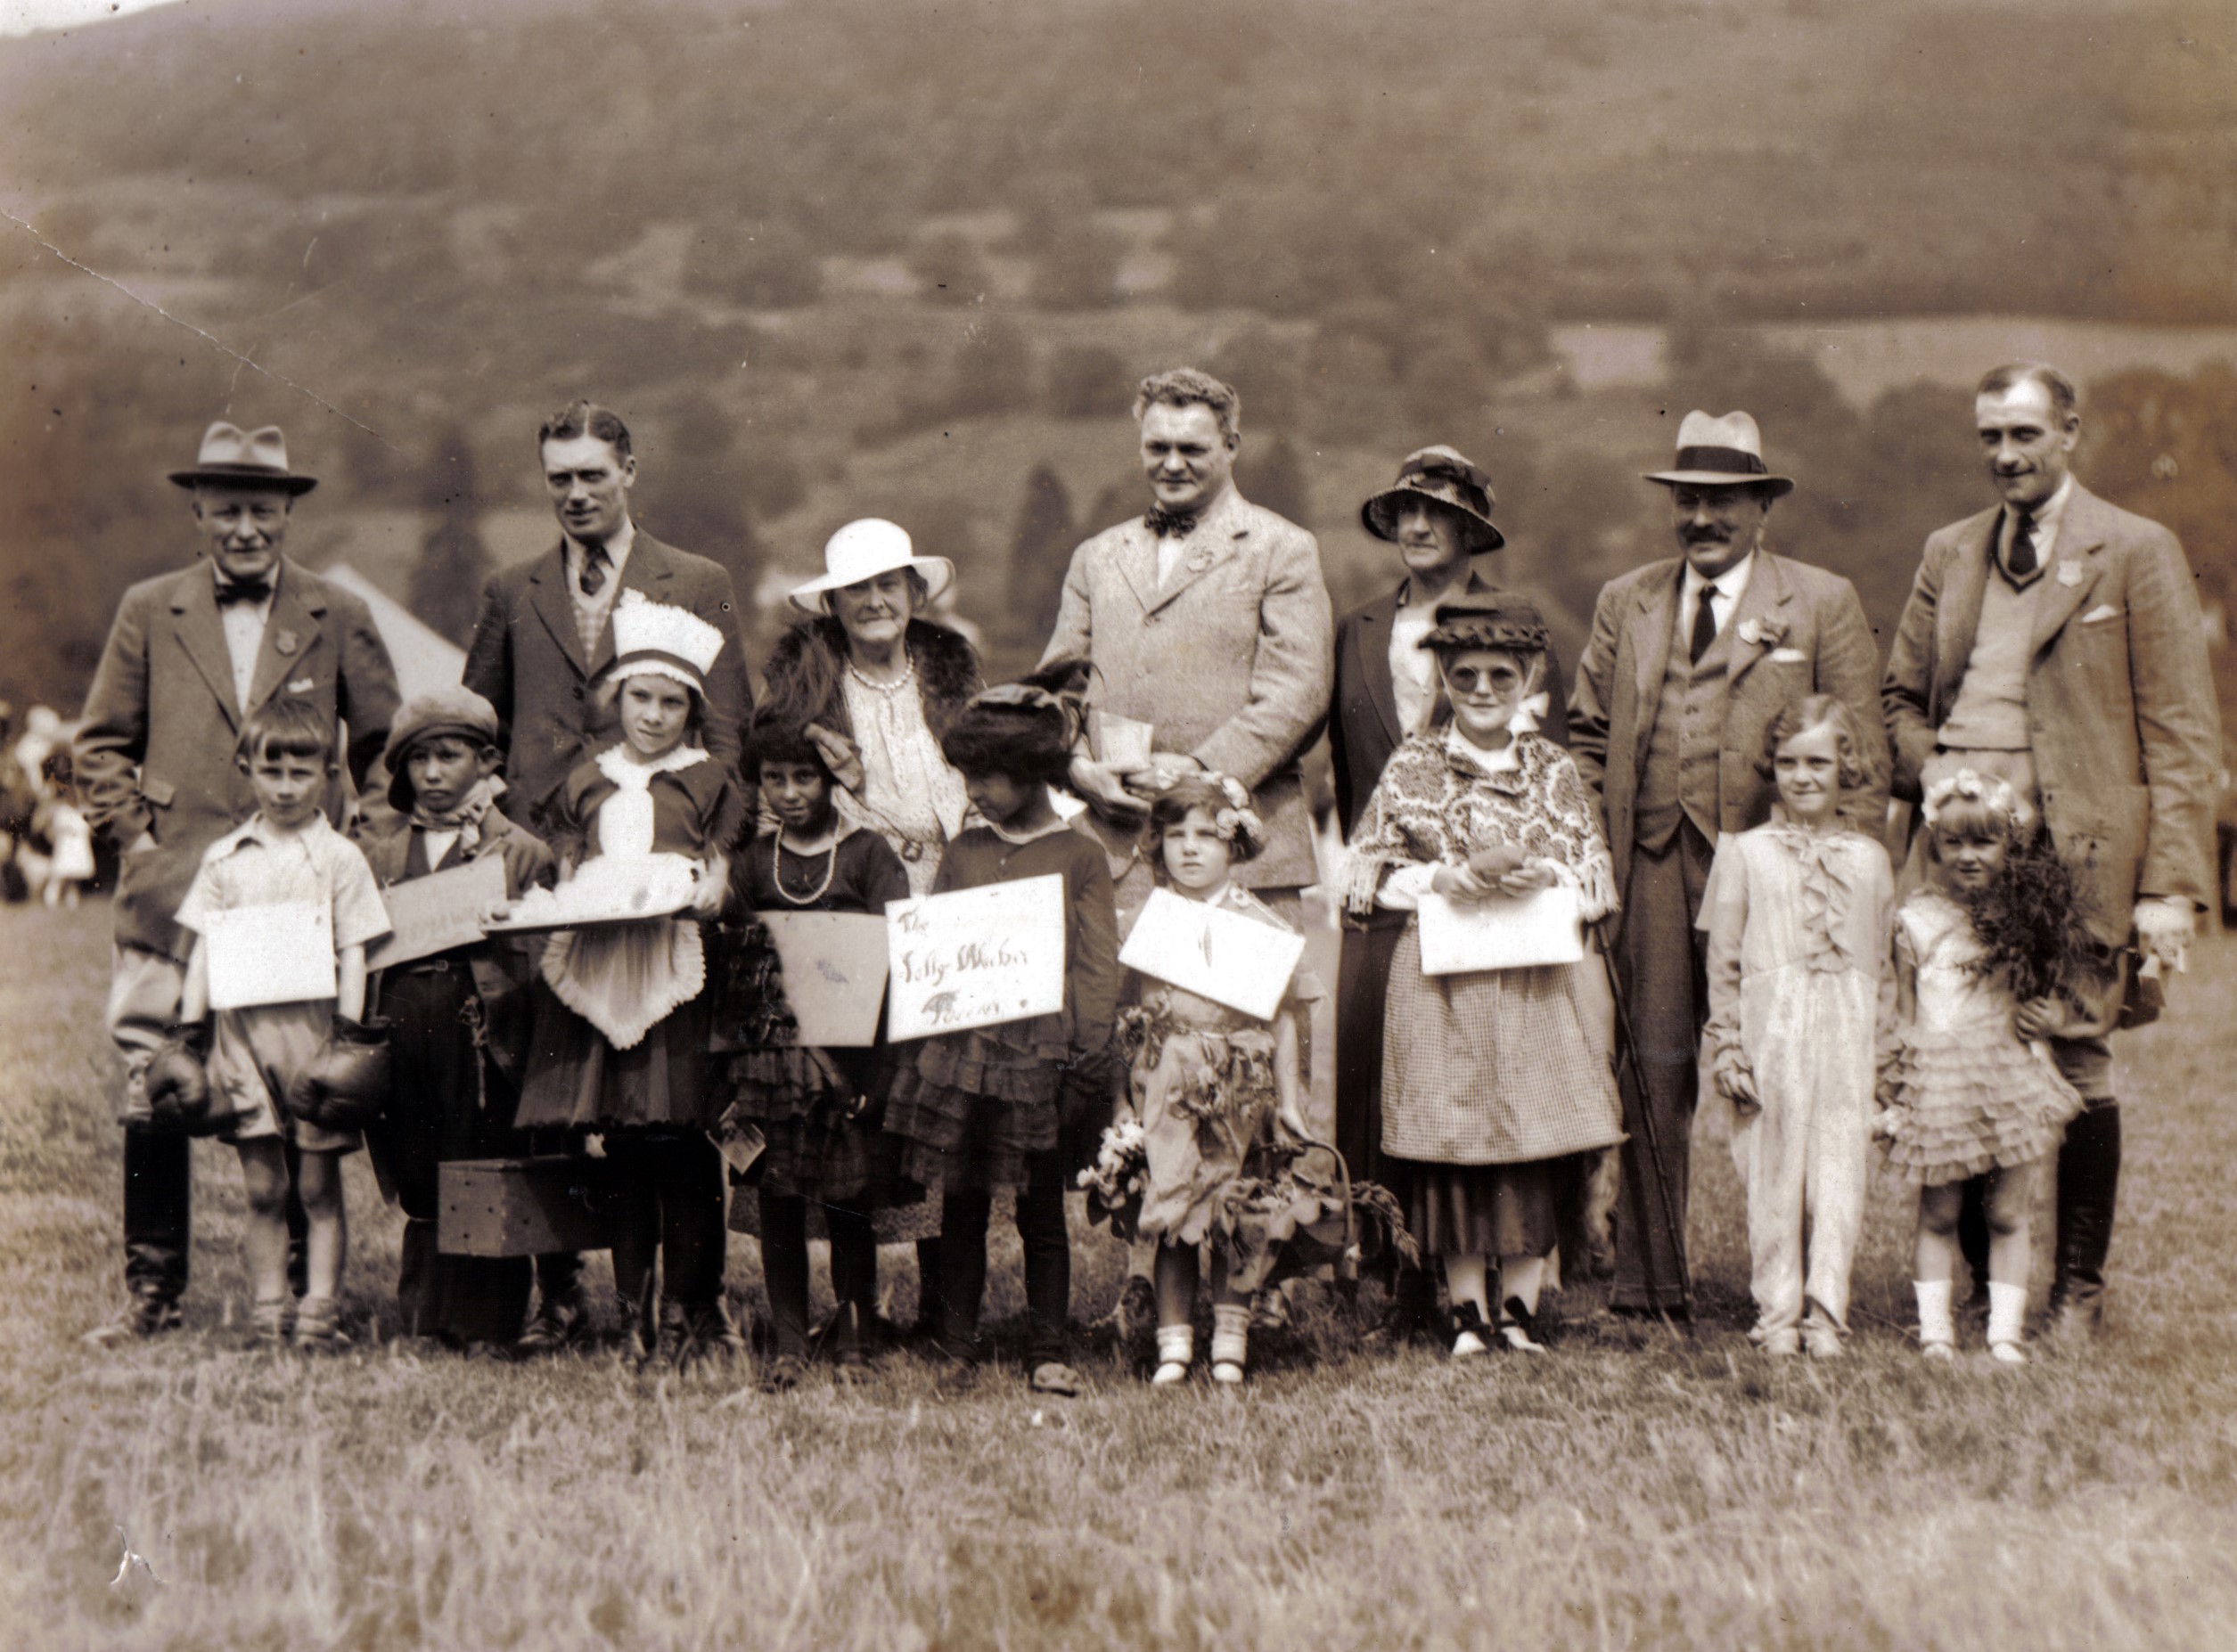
[3,0,2235,1645]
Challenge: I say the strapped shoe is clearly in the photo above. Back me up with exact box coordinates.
[1498,1297,1548,1354]
[83,1295,184,1348]
[293,1297,351,1353]
[1450,1302,1493,1359]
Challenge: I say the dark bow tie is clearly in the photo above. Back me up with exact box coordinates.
[1143,504,1201,539]
[215,576,273,605]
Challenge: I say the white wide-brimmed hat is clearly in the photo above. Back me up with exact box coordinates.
[787,518,956,615]
[1643,410,1794,496]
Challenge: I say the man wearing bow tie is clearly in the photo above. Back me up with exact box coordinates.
[1884,362,2219,1337]
[463,398,752,1354]
[76,421,399,1344]
[1041,367,1332,912]
[1569,411,1885,1322]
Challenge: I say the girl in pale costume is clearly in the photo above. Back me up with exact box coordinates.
[515,590,745,1370]
[1698,696,1897,1360]
[1881,769,2091,1364]
[1340,592,1623,1357]
[1115,773,1315,1386]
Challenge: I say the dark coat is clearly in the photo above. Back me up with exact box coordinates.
[759,616,982,748]
[75,558,400,958]
[461,532,753,842]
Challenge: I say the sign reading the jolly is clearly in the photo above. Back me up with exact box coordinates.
[885,873,1067,1041]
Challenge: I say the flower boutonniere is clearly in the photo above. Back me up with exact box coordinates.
[1734,617,1786,650]
[1184,545,1218,577]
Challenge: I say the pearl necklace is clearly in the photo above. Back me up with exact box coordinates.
[771,833,840,905]
[845,654,916,696]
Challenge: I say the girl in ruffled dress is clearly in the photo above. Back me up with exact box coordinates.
[516,591,745,1369]
[1881,770,2089,1364]
[881,661,1120,1395]
[1698,695,1897,1360]
[1120,773,1313,1387]
[1340,592,1623,1358]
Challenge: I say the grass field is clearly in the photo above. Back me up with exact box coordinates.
[4,899,2237,1650]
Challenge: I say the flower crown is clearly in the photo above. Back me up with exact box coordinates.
[1921,768,2036,836]
[1208,773,1269,855]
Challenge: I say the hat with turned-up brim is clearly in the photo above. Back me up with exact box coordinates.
[1643,410,1792,496]
[1360,445,1504,552]
[168,421,319,495]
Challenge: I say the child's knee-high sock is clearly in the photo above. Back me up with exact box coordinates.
[1913,1279,1955,1353]
[1987,1280,2028,1353]
[1501,1253,1546,1316]
[826,1203,878,1314]
[1210,1303,1250,1375]
[758,1189,812,1356]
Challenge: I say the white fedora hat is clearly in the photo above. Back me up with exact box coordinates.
[787,518,956,615]
[1643,410,1793,496]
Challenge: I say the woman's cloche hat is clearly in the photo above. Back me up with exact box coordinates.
[1359,446,1504,553]
[603,590,726,696]
[168,421,319,495]
[1643,410,1794,497]
[1420,589,1550,656]
[788,518,956,615]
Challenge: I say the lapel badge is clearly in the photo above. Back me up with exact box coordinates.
[275,628,300,657]
[2056,560,2084,588]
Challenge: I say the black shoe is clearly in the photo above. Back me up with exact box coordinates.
[651,1298,692,1371]
[1498,1296,1548,1353]
[83,1295,182,1347]
[690,1297,748,1368]
[825,1302,868,1378]
[516,1289,590,1355]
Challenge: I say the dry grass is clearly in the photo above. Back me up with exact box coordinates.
[4,900,2237,1650]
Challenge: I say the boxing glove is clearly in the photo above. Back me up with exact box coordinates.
[143,1022,216,1134]
[283,1015,394,1132]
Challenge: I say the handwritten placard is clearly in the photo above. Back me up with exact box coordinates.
[1416,885,1585,975]
[756,911,890,1047]
[1118,887,1305,1020]
[367,855,510,971]
[885,874,1066,1041]
[204,900,338,1010]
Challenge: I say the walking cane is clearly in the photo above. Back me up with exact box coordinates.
[1593,919,1693,1322]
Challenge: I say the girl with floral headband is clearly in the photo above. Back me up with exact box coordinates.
[881,659,1121,1396]
[1881,767,2094,1365]
[1340,592,1623,1358]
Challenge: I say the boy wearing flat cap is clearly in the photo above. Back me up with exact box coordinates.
[356,686,556,1350]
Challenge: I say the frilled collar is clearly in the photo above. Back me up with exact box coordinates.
[595,741,709,791]
[1441,724,1528,792]
[1758,810,1866,972]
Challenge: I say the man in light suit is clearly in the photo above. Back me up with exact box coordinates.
[1569,411,1885,1321]
[463,399,752,1353]
[76,421,400,1343]
[1884,362,2218,1337]
[1044,367,1332,913]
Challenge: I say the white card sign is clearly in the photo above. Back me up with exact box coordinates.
[1118,887,1305,1020]
[885,874,1066,1041]
[757,911,891,1048]
[1416,885,1585,975]
[367,855,510,971]
[204,900,339,1010]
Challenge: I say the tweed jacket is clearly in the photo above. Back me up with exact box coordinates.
[1039,487,1333,891]
[1567,549,1887,897]
[75,558,400,960]
[1329,565,1569,839]
[1881,483,2219,944]
[462,531,752,841]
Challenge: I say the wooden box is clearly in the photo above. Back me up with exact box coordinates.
[438,1156,615,1257]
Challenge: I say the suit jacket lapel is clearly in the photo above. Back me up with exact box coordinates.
[1623,562,1682,766]
[168,570,242,730]
[1144,490,1246,616]
[1723,552,1793,688]
[2029,487,2110,653]
[527,544,590,677]
[1935,509,1996,712]
[243,565,328,716]
[1355,587,1402,750]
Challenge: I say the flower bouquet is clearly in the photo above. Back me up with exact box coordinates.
[1078,1115,1149,1241]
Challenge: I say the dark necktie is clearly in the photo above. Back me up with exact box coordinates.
[215,576,271,606]
[1143,505,1200,539]
[578,546,610,597]
[2007,510,2037,579]
[1689,584,1718,665]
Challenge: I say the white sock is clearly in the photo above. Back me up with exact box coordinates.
[1500,1254,1546,1317]
[1913,1280,1954,1347]
[1155,1324,1193,1367]
[1445,1254,1491,1321]
[1987,1281,2028,1348]
[1210,1304,1250,1370]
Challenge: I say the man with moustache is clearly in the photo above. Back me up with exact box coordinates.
[463,399,752,1353]
[1883,362,2218,1337]
[1568,412,1884,1321]
[76,421,399,1344]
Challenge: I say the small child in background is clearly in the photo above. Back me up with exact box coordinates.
[1120,773,1310,1386]
[357,687,555,1351]
[1700,696,1896,1360]
[882,661,1120,1395]
[1881,771,2091,1364]
[167,698,394,1350]
[36,749,96,909]
[515,592,743,1370]
[721,707,914,1384]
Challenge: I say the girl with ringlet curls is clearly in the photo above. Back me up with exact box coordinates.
[1697,694,1897,1360]
[881,659,1121,1396]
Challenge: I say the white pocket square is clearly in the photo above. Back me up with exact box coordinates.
[2080,605,2120,626]
[286,677,316,693]
[1767,647,1808,663]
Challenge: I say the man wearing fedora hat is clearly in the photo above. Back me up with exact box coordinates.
[463,398,752,1353]
[75,421,400,1344]
[1883,361,2218,1338]
[1568,410,1885,1320]
[1329,446,1570,1337]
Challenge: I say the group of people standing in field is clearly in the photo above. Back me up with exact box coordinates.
[64,356,2219,1392]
